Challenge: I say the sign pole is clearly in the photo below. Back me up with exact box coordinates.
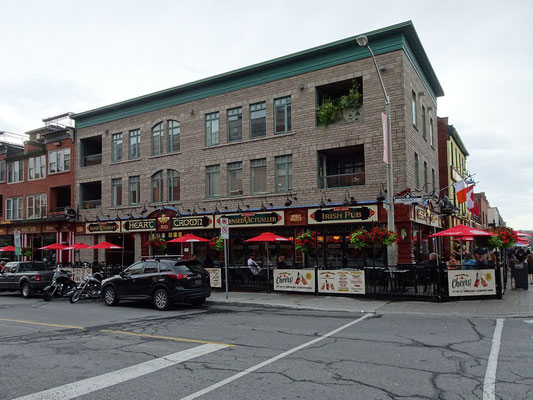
[224,239,229,299]
[220,217,230,299]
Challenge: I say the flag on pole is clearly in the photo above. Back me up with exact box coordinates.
[453,180,469,203]
[466,186,475,210]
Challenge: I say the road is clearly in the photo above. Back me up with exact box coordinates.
[0,293,531,400]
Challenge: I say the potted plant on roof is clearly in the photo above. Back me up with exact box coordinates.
[316,80,363,128]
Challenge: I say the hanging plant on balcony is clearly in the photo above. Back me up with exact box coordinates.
[294,230,317,253]
[487,226,518,249]
[210,236,224,252]
[316,81,362,127]
[145,235,167,252]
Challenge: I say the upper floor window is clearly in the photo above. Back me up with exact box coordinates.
[318,145,365,189]
[129,176,140,205]
[227,162,243,197]
[129,129,140,160]
[411,91,417,126]
[6,197,23,220]
[251,158,267,194]
[27,193,47,219]
[49,148,70,174]
[274,96,291,134]
[0,160,5,182]
[431,168,436,192]
[414,153,420,189]
[167,169,180,202]
[206,165,220,199]
[275,155,292,193]
[111,133,123,162]
[111,178,122,207]
[205,112,220,147]
[152,123,163,156]
[28,155,46,180]
[422,106,427,140]
[8,160,24,183]
[168,120,180,153]
[151,171,163,203]
[429,117,434,147]
[423,161,428,191]
[250,102,266,138]
[227,107,242,142]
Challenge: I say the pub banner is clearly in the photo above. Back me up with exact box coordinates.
[308,205,378,224]
[274,269,315,292]
[172,216,213,230]
[214,211,284,228]
[318,270,366,294]
[85,221,121,234]
[122,219,156,233]
[447,269,496,296]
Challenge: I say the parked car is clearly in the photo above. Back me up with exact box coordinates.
[0,261,55,298]
[101,258,211,311]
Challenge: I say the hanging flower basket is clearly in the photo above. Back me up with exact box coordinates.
[145,235,167,252]
[349,230,370,249]
[210,236,224,252]
[488,226,518,249]
[294,230,317,253]
[350,227,398,248]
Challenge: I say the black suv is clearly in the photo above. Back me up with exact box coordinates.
[101,258,211,311]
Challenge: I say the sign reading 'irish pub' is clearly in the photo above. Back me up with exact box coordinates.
[308,205,378,224]
[214,211,284,228]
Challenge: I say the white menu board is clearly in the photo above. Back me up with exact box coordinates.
[205,268,222,288]
[318,270,366,294]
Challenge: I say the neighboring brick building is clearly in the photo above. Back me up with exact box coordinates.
[0,114,75,263]
[474,192,490,229]
[72,21,444,266]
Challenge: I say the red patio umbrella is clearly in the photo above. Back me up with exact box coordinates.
[429,224,496,238]
[245,232,291,279]
[166,234,210,243]
[63,242,91,250]
[0,245,16,252]
[38,243,67,250]
[89,241,123,249]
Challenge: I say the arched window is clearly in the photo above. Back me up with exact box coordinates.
[168,120,180,153]
[167,169,180,202]
[151,171,163,203]
[152,122,163,156]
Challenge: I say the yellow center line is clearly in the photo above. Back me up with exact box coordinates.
[99,329,235,347]
[0,318,84,330]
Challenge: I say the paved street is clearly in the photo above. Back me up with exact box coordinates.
[1,291,532,400]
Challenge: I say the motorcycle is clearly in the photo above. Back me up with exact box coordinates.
[69,273,103,303]
[43,266,77,301]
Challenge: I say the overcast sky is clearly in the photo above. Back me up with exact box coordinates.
[1,0,532,229]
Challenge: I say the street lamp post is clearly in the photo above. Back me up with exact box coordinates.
[356,35,397,266]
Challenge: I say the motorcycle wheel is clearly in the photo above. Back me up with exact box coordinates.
[70,289,82,303]
[43,287,54,301]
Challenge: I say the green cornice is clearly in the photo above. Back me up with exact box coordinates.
[448,125,469,156]
[73,21,444,129]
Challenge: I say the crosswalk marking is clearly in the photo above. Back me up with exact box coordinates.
[12,343,228,400]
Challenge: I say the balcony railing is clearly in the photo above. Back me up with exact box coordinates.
[82,154,102,167]
[82,200,101,209]
[319,172,365,189]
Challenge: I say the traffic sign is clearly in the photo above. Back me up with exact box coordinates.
[220,218,229,239]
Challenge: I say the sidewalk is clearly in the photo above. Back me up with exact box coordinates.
[207,287,533,318]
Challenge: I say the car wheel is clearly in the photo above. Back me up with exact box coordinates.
[20,283,31,298]
[103,286,119,306]
[153,289,171,311]
[190,298,206,307]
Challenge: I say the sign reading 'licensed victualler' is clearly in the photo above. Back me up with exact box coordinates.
[214,211,284,228]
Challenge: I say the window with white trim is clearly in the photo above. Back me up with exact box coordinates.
[27,193,47,219]
[111,133,123,162]
[29,155,46,180]
[48,148,70,174]
[411,91,417,126]
[6,197,23,220]
[8,160,24,183]
[0,160,6,182]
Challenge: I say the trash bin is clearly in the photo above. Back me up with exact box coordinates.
[511,261,529,290]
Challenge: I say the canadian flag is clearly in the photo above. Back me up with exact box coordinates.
[466,186,475,211]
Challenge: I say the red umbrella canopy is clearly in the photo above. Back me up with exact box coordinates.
[429,224,496,238]
[89,241,123,249]
[167,234,210,243]
[0,245,16,252]
[244,232,291,242]
[64,243,91,250]
[38,243,67,250]
[452,236,474,241]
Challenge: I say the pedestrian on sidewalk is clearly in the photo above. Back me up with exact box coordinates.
[247,254,261,276]
[526,253,533,284]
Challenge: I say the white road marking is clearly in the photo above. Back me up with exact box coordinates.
[180,313,372,400]
[483,318,504,400]
[12,343,227,400]
[523,319,533,324]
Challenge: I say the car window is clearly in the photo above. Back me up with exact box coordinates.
[125,262,144,275]
[143,261,159,274]
[29,263,46,271]
[18,263,32,272]
[158,261,174,272]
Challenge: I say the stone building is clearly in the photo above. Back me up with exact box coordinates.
[71,21,444,266]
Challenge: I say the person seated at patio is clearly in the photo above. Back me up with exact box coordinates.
[247,254,261,275]
[276,256,288,269]
[445,255,461,270]
[473,248,490,269]
[461,253,476,270]
[421,252,438,267]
